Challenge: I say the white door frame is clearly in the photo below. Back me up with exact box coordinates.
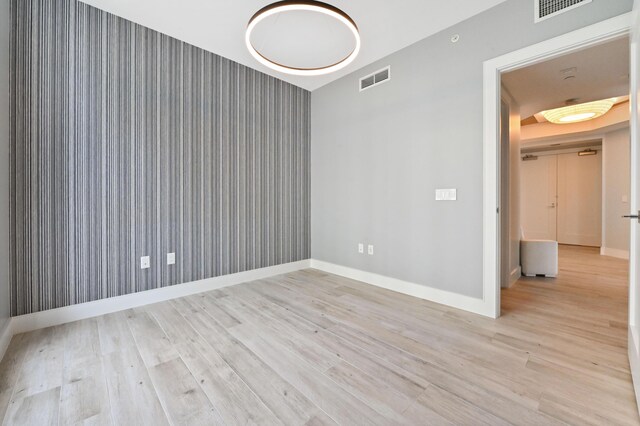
[482,13,633,319]
[628,0,640,413]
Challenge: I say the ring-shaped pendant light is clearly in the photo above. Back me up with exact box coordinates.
[246,1,360,76]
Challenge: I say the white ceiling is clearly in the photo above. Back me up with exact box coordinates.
[502,37,630,118]
[79,0,508,91]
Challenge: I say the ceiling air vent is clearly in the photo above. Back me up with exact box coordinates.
[360,66,391,92]
[535,0,592,23]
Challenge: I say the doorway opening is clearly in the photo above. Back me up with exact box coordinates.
[499,31,631,324]
[498,31,631,317]
[500,34,630,298]
[481,14,633,319]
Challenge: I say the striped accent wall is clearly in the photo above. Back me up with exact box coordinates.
[9,0,311,316]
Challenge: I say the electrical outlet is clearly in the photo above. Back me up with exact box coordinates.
[368,245,374,256]
[167,252,176,265]
[140,256,150,269]
[358,243,364,254]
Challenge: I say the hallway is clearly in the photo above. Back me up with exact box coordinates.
[501,244,637,424]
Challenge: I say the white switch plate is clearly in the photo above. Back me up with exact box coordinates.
[141,256,150,269]
[358,243,364,254]
[436,188,457,201]
[368,245,374,255]
[167,252,176,265]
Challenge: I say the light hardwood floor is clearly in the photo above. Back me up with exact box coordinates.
[0,245,638,425]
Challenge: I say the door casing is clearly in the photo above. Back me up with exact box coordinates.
[482,13,632,319]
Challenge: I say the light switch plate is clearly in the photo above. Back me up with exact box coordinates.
[436,188,457,201]
[141,256,150,269]
[358,243,364,254]
[167,252,176,265]
[368,245,374,255]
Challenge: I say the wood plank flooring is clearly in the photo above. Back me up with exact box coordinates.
[0,245,637,425]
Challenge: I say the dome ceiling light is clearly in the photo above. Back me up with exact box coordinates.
[245,1,360,76]
[540,98,617,124]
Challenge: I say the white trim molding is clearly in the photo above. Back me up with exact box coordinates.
[628,4,640,417]
[509,266,522,288]
[601,247,630,260]
[10,260,311,336]
[310,260,494,317]
[630,327,640,413]
[6,257,497,348]
[483,12,632,319]
[0,319,13,363]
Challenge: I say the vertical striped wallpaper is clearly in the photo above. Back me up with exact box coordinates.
[9,0,311,316]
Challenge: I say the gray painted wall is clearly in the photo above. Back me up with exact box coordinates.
[10,0,310,316]
[603,127,631,253]
[0,0,9,330]
[311,0,633,298]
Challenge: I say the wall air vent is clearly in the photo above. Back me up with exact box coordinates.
[535,0,592,23]
[359,66,391,92]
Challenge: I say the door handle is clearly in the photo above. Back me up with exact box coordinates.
[623,211,640,223]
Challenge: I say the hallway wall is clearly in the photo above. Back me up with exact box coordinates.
[603,127,631,257]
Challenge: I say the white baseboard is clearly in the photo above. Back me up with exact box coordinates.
[309,259,493,318]
[503,266,521,289]
[629,327,640,415]
[7,257,495,355]
[11,260,311,336]
[512,266,522,285]
[600,247,630,260]
[0,319,13,363]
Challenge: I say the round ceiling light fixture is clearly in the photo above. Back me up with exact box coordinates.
[245,1,360,76]
[540,98,617,124]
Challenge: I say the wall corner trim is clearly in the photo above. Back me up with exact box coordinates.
[600,247,630,260]
[0,319,13,363]
[507,266,522,288]
[629,327,640,414]
[9,260,311,337]
[309,259,496,318]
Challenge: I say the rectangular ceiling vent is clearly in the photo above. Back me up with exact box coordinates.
[535,0,592,23]
[360,66,391,92]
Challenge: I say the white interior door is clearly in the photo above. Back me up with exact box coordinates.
[521,155,557,240]
[557,151,602,247]
[628,2,640,412]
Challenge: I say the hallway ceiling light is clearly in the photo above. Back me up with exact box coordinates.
[245,1,360,76]
[540,98,617,124]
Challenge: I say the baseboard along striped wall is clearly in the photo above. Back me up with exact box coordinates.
[9,0,311,316]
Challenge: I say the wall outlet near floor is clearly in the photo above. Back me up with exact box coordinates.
[140,256,150,269]
[358,243,364,254]
[368,245,374,255]
[167,252,176,265]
